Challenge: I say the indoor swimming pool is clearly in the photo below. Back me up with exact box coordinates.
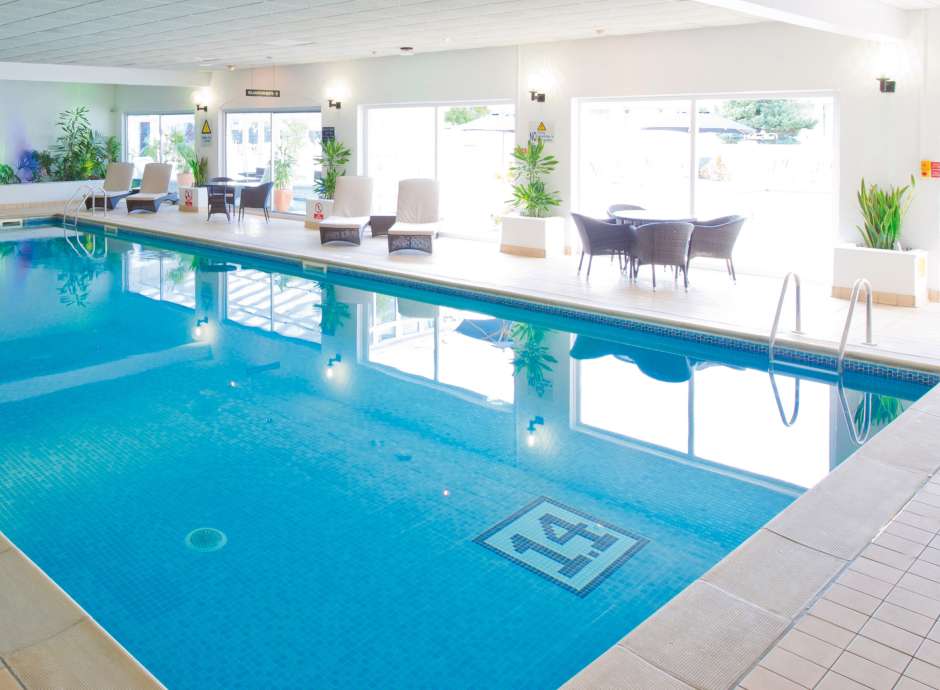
[0,222,934,689]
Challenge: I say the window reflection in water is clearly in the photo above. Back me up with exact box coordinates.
[224,269,322,343]
[127,248,196,308]
[366,294,514,403]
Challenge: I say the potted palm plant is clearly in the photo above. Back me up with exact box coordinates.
[833,176,927,306]
[273,141,297,212]
[306,139,351,229]
[500,138,563,257]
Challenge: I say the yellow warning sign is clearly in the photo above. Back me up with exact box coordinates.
[537,122,547,132]
[201,120,212,135]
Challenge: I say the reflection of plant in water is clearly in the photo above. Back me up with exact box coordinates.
[57,257,103,307]
[167,254,199,285]
[855,394,905,429]
[511,322,557,396]
[0,242,14,259]
[275,274,291,292]
[316,282,350,336]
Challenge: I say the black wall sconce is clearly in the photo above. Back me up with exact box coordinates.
[328,99,342,109]
[526,415,545,447]
[878,77,897,94]
[326,353,342,379]
[529,90,546,103]
[195,104,208,112]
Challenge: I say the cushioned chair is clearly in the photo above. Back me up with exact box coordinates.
[238,181,274,221]
[86,162,135,210]
[631,222,694,289]
[126,163,176,213]
[319,176,374,244]
[688,215,746,282]
[387,179,441,254]
[571,212,629,278]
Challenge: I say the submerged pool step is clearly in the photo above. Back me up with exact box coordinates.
[0,342,212,404]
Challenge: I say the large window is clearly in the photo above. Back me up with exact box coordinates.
[125,113,195,180]
[224,110,322,214]
[224,269,323,343]
[576,96,835,279]
[126,248,196,308]
[364,103,515,237]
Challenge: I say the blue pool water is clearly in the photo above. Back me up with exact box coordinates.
[0,224,933,689]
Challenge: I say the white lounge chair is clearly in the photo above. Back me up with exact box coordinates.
[319,176,373,245]
[387,178,440,254]
[85,162,135,210]
[126,163,177,213]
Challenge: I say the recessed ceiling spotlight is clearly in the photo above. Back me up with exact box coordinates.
[594,28,605,35]
[227,64,236,71]
[399,46,414,55]
[442,37,452,44]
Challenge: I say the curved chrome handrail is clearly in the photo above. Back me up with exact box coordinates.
[769,370,800,427]
[837,278,876,375]
[838,381,873,445]
[769,272,804,363]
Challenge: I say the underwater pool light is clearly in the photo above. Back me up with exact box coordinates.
[326,353,342,379]
[526,416,545,447]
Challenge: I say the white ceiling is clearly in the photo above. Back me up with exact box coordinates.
[0,0,761,71]
[881,0,940,7]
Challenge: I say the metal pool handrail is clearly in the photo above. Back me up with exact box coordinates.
[769,272,804,363]
[837,278,876,375]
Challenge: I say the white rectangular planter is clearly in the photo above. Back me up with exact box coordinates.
[0,179,104,212]
[832,244,928,307]
[499,215,565,258]
[304,198,334,230]
[178,186,208,213]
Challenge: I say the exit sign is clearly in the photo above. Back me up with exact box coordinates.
[245,89,280,97]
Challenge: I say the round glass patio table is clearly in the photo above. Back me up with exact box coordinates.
[610,209,697,225]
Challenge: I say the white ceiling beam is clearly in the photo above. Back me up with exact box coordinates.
[0,61,210,87]
[693,0,912,40]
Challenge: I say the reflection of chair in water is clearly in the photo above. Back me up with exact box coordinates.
[455,318,514,348]
[569,335,693,383]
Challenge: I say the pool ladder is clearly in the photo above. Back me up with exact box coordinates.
[767,274,876,432]
[63,184,109,229]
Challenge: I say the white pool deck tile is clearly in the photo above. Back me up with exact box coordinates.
[4,205,940,688]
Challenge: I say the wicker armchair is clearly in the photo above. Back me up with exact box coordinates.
[207,183,235,221]
[571,212,629,278]
[631,222,694,289]
[238,181,274,221]
[606,203,645,224]
[688,215,746,282]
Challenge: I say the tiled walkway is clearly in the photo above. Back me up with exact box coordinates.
[741,472,940,689]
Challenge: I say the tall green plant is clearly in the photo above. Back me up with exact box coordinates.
[274,141,297,191]
[857,176,915,250]
[49,107,103,181]
[507,138,561,218]
[314,139,351,200]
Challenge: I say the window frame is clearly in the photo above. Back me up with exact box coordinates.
[123,110,195,170]
[360,99,516,240]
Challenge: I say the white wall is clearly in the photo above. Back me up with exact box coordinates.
[197,19,940,287]
[0,81,116,171]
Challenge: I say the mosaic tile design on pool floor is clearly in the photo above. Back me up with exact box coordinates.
[475,497,649,597]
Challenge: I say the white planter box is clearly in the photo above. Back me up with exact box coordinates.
[304,198,334,230]
[833,244,928,307]
[499,214,565,258]
[0,179,105,211]
[178,186,208,213]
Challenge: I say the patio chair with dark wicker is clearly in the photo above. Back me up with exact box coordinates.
[207,183,236,221]
[631,221,695,290]
[687,215,746,282]
[571,212,630,278]
[86,162,135,210]
[320,176,373,244]
[238,181,274,221]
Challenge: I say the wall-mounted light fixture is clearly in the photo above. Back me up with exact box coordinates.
[192,88,212,112]
[878,77,897,94]
[328,99,342,109]
[526,415,545,447]
[326,353,342,379]
[193,317,209,340]
[325,84,349,111]
[529,90,546,103]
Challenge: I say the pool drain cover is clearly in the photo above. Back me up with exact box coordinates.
[185,527,227,552]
